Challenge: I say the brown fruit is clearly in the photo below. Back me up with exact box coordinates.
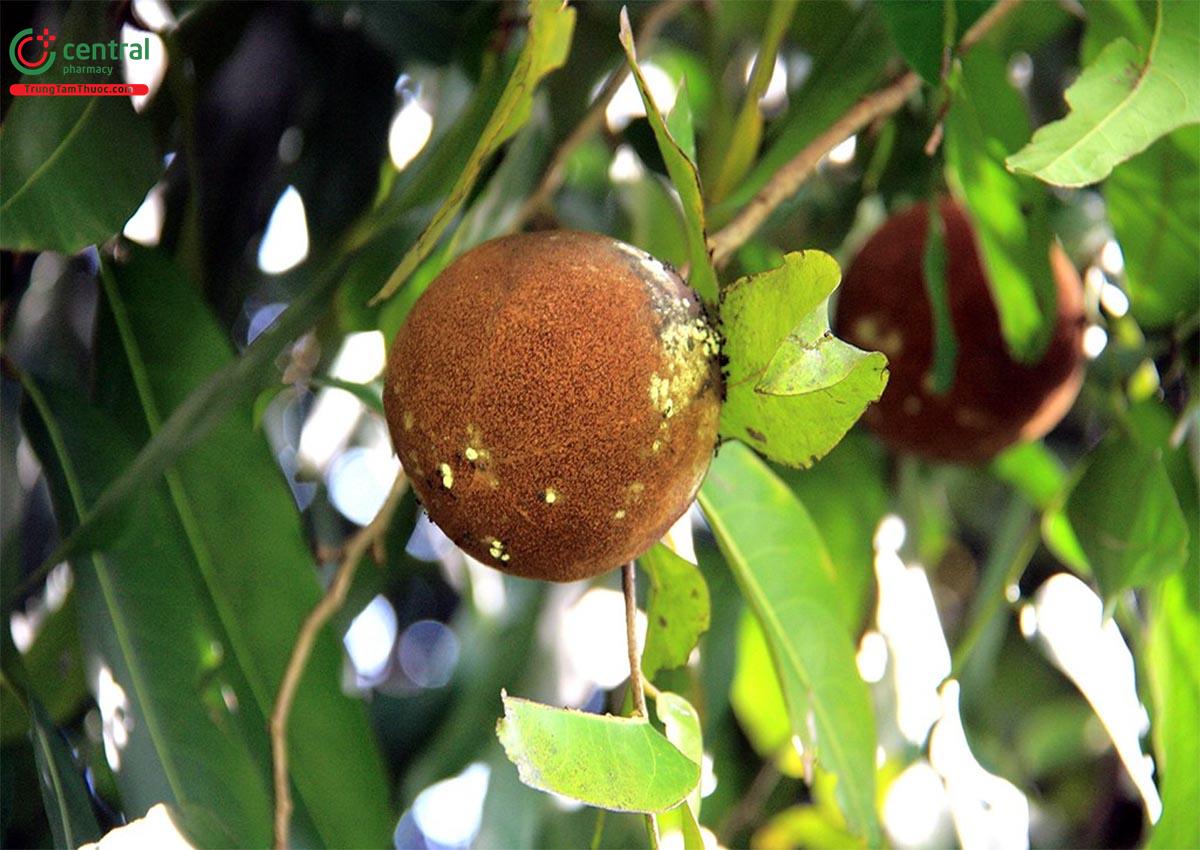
[384,231,722,582]
[835,200,1086,464]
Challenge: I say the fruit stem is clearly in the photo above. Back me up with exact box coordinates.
[623,561,649,718]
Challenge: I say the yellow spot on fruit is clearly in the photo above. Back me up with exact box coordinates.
[542,488,558,505]
[613,510,627,520]
[465,447,480,462]
[402,411,414,431]
[438,463,454,489]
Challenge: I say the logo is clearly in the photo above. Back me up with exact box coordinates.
[9,27,57,75]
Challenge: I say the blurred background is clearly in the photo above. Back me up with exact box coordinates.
[1,1,1196,849]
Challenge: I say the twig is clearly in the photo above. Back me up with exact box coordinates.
[270,472,409,850]
[511,0,690,230]
[622,561,648,719]
[707,0,1022,267]
[958,0,1021,53]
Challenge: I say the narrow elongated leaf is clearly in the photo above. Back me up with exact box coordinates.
[1065,436,1189,601]
[618,9,718,305]
[921,201,957,393]
[496,693,699,813]
[709,0,798,203]
[370,0,575,303]
[20,251,348,592]
[0,4,160,252]
[95,247,393,847]
[28,696,102,850]
[945,45,1058,361]
[1006,0,1200,186]
[639,544,710,682]
[714,7,890,220]
[699,443,881,845]
[1146,573,1200,850]
[21,379,273,848]
[718,251,888,468]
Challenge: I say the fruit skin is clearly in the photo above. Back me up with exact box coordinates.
[835,200,1086,464]
[384,231,722,582]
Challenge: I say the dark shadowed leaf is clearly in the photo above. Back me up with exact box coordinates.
[0,6,160,253]
[718,251,888,468]
[1105,127,1200,329]
[1065,436,1189,602]
[21,378,273,848]
[1006,0,1200,187]
[699,443,880,845]
[94,247,393,847]
[27,696,102,850]
[496,693,699,813]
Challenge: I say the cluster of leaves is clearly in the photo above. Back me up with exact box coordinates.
[1,1,1196,849]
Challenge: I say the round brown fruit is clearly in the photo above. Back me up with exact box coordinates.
[835,199,1086,464]
[384,231,723,582]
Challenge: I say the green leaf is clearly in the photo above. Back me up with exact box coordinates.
[1006,0,1200,187]
[878,0,947,84]
[773,432,888,629]
[95,247,393,847]
[653,691,705,849]
[713,7,891,221]
[698,443,881,845]
[667,80,697,165]
[718,251,888,468]
[496,693,700,813]
[708,0,798,203]
[753,804,860,850]
[370,0,575,303]
[1146,573,1200,850]
[1105,127,1200,329]
[618,9,718,306]
[991,441,1067,510]
[639,544,711,682]
[0,4,161,253]
[730,611,794,761]
[21,378,274,848]
[1065,435,1190,601]
[921,201,957,393]
[945,45,1058,361]
[655,691,703,818]
[28,696,103,850]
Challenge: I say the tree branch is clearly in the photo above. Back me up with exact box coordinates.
[270,471,408,850]
[707,0,1023,268]
[512,0,690,230]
